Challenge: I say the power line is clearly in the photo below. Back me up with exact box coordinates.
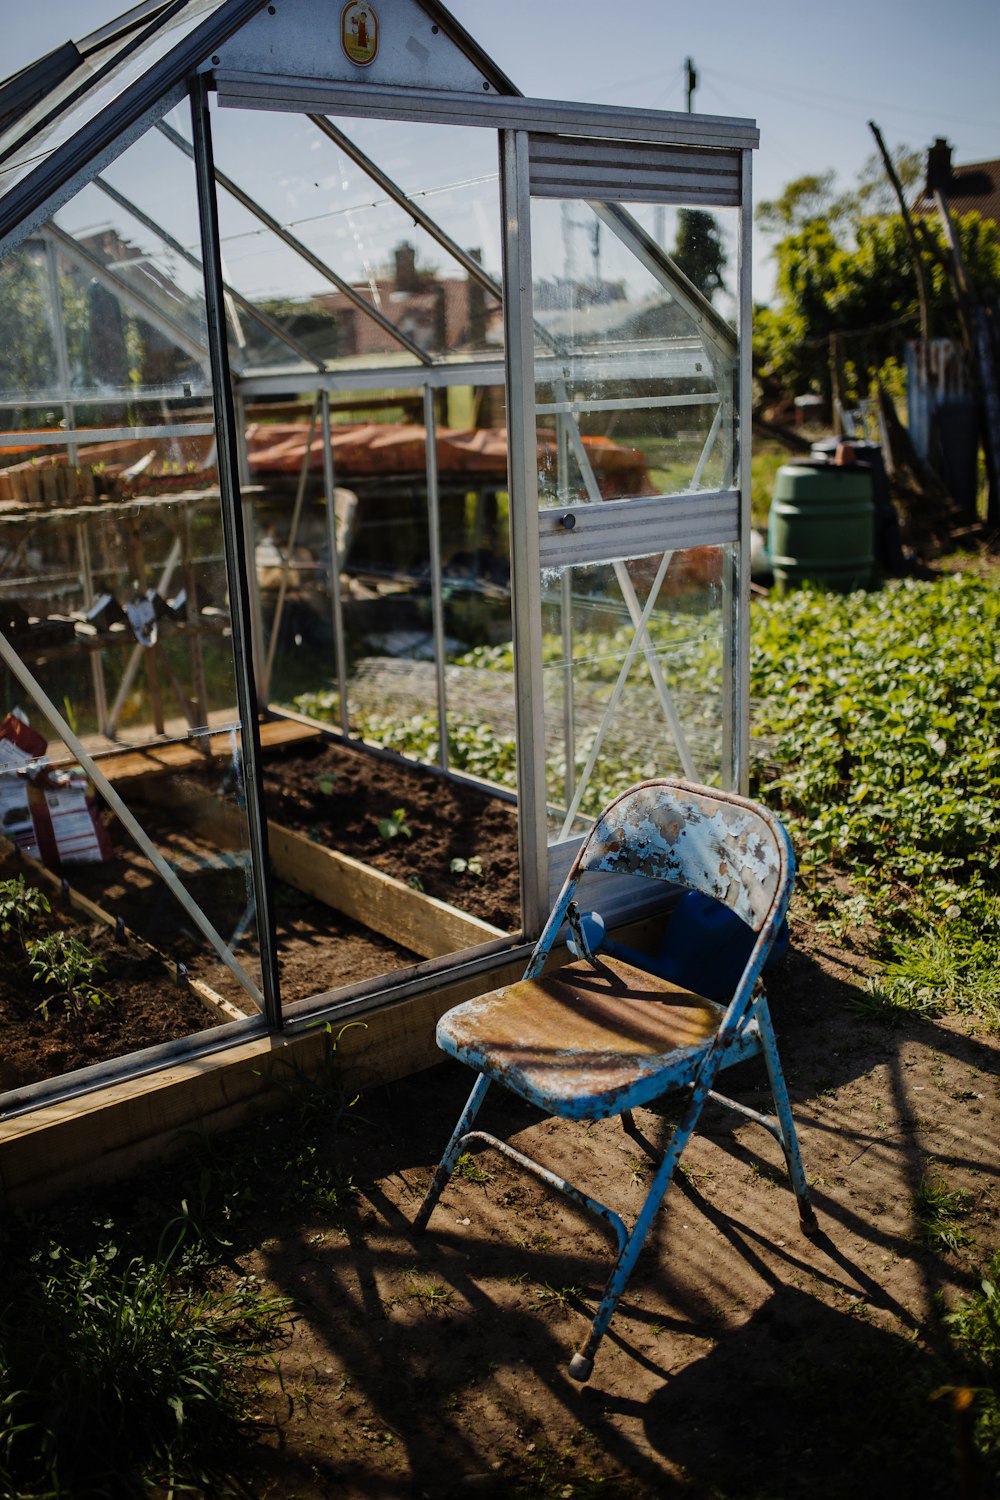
[702,63,1000,133]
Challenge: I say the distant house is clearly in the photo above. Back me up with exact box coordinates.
[912,140,1000,225]
[316,240,497,359]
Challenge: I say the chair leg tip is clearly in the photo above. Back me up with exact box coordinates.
[799,1206,820,1238]
[568,1352,594,1382]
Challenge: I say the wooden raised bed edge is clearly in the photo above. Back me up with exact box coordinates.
[139,779,508,960]
[101,710,509,957]
[0,909,667,1209]
[0,951,524,1208]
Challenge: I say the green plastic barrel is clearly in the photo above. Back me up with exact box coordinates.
[767,462,874,591]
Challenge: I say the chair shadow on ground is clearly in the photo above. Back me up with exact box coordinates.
[244,934,996,1499]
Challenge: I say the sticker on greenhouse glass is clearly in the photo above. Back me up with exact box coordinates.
[341,2,379,65]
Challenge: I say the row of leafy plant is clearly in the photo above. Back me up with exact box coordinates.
[0,875,109,1019]
[295,610,723,833]
[750,571,1000,1025]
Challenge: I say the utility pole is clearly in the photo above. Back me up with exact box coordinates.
[685,57,697,113]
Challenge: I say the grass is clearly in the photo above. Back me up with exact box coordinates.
[0,1218,287,1497]
[527,1283,583,1314]
[913,1173,975,1254]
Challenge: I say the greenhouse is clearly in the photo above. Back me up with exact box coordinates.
[0,0,757,1190]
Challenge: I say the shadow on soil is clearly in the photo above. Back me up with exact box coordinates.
[233,935,998,1499]
[37,927,992,1499]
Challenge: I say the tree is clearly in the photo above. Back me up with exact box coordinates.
[756,171,840,235]
[672,208,726,301]
[753,146,1000,410]
[756,147,922,236]
[755,211,1000,410]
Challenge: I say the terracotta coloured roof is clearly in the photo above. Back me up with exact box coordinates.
[914,158,1000,226]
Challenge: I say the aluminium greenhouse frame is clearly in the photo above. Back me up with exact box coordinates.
[0,0,758,1129]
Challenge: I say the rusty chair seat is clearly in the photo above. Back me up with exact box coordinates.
[415,778,816,1383]
[437,956,745,1119]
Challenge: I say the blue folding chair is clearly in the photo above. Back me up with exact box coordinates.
[415,778,817,1380]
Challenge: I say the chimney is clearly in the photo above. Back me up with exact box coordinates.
[394,240,418,291]
[467,247,486,346]
[926,138,953,197]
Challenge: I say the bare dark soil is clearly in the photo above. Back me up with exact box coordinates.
[64,811,420,1012]
[0,737,521,1089]
[0,845,215,1093]
[257,737,521,931]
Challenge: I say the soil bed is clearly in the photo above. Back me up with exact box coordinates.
[257,736,521,931]
[64,810,420,1011]
[0,843,215,1093]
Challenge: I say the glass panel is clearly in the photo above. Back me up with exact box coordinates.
[527,180,739,848]
[0,2,226,202]
[541,544,727,842]
[255,376,520,995]
[207,109,503,363]
[0,117,263,1098]
[531,197,739,507]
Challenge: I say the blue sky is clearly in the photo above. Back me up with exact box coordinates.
[6,0,999,301]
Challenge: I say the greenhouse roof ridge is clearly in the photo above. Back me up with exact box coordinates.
[0,0,268,257]
[0,0,522,263]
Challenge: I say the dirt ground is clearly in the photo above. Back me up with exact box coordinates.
[201,898,1000,1500]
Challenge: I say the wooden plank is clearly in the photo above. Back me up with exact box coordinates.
[0,949,531,1206]
[97,717,320,785]
[156,779,506,958]
[266,819,505,956]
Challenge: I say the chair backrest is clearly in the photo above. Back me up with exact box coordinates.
[573,778,793,934]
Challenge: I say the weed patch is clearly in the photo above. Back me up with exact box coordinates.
[943,1252,1000,1481]
[913,1173,975,1254]
[0,1221,287,1497]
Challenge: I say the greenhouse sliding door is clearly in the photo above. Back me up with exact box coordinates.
[501,128,751,930]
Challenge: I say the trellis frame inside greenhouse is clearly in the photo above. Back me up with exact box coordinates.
[0,0,757,1185]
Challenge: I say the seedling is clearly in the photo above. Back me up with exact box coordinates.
[406,1280,453,1310]
[27,932,109,1018]
[317,775,337,796]
[0,875,51,950]
[376,808,412,841]
[528,1282,583,1313]
[453,1151,492,1185]
[449,856,483,877]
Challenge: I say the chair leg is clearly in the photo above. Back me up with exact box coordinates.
[569,1087,705,1381]
[414,1072,491,1233]
[755,999,818,1236]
